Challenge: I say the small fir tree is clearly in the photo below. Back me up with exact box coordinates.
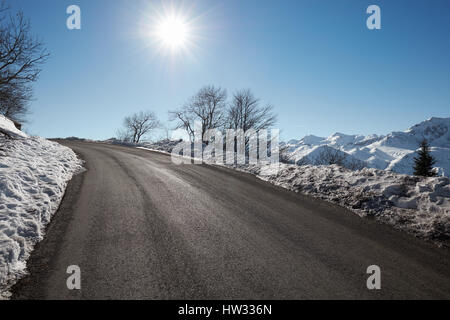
[413,139,436,177]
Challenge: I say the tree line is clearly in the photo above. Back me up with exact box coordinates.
[117,85,277,144]
[117,88,439,178]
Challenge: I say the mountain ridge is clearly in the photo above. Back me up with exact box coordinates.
[283,117,450,176]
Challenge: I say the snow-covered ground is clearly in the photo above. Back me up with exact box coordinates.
[140,139,183,153]
[0,115,83,298]
[283,117,450,177]
[0,115,27,138]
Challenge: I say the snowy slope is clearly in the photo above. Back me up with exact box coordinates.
[284,117,450,176]
[0,119,83,298]
[0,115,27,138]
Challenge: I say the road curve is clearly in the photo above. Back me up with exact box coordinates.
[12,141,450,299]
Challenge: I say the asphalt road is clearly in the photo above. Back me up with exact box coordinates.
[12,141,450,299]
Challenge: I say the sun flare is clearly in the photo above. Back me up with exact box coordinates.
[141,3,201,58]
[156,15,189,48]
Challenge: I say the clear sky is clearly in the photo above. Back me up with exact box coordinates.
[10,0,450,140]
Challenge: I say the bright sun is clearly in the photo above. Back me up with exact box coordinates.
[156,15,189,49]
[142,4,200,57]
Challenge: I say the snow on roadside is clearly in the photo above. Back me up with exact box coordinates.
[0,124,83,298]
[235,163,450,246]
[0,115,27,138]
[139,139,182,154]
[140,140,450,247]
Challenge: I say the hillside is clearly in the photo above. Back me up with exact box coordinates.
[283,117,450,176]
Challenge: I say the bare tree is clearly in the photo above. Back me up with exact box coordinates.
[296,156,311,166]
[0,79,31,121]
[314,147,367,170]
[226,89,277,132]
[159,123,171,141]
[279,144,293,164]
[120,111,160,144]
[192,85,227,137]
[346,158,365,171]
[0,1,49,122]
[168,107,195,142]
[169,85,227,143]
[315,147,347,166]
[115,128,132,143]
[224,89,277,160]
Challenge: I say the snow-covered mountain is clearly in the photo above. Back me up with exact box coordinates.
[283,117,450,177]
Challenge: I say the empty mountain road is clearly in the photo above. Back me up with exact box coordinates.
[12,141,450,299]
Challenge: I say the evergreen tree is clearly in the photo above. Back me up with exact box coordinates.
[413,139,436,177]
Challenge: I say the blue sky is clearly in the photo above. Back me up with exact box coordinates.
[10,0,450,140]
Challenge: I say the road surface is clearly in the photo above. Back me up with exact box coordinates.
[12,141,450,299]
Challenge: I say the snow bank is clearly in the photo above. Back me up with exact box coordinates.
[0,115,27,138]
[0,132,83,298]
[140,139,183,154]
[236,163,450,246]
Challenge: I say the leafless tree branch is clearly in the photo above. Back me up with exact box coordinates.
[0,2,49,122]
[119,111,160,144]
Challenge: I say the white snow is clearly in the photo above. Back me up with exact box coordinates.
[140,139,183,154]
[0,119,83,299]
[283,117,450,177]
[0,115,27,138]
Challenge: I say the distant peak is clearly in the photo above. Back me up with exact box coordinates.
[302,134,324,139]
[407,117,450,131]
